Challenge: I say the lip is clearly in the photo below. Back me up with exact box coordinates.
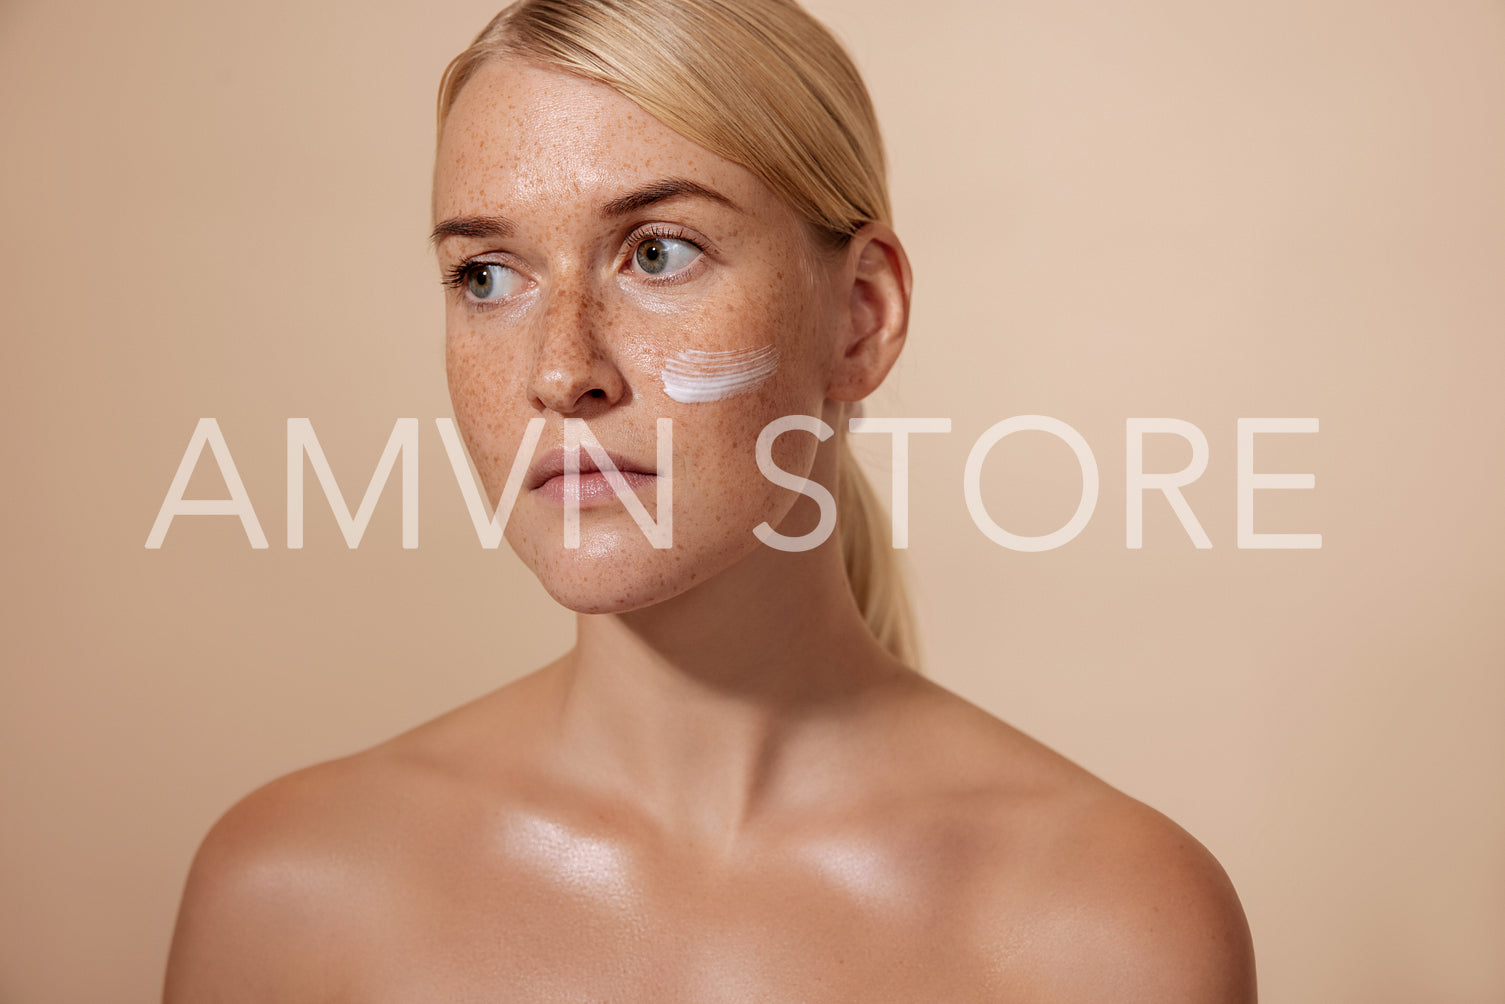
[526,446,659,505]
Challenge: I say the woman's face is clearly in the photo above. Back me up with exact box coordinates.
[434,59,846,613]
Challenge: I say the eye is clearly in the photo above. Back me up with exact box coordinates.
[633,237,701,277]
[467,263,524,300]
[444,261,526,302]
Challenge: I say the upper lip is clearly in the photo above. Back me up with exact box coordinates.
[525,446,658,490]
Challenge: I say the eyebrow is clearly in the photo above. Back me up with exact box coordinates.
[430,177,741,246]
[429,214,515,246]
[597,177,742,218]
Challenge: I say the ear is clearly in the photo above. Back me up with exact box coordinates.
[825,222,912,402]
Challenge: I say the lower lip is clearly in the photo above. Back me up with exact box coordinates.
[533,470,658,506]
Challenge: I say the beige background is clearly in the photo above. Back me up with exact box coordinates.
[2,0,1502,1001]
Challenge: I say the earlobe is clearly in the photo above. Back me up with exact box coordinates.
[826,223,912,403]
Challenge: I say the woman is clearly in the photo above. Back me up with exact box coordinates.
[165,0,1256,999]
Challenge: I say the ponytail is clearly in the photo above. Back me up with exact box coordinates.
[837,440,920,669]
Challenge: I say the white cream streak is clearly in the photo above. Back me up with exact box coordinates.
[661,346,779,403]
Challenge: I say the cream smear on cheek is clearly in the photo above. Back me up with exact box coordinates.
[661,345,780,403]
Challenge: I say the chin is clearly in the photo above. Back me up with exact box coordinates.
[519,529,754,617]
[539,582,667,616]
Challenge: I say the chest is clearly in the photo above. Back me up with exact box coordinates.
[345,852,1020,1002]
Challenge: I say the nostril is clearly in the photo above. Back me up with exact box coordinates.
[587,388,606,399]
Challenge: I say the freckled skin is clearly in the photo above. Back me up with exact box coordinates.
[437,61,836,613]
[164,60,1256,1003]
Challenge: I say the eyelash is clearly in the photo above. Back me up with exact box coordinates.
[441,260,486,291]
[625,223,704,256]
[441,224,711,297]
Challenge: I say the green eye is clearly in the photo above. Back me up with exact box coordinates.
[634,237,700,276]
[467,263,506,299]
[444,260,526,302]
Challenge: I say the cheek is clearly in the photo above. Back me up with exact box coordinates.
[445,327,531,503]
[669,381,823,533]
[648,307,831,525]
[641,280,831,418]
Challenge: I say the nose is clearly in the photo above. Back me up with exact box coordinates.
[526,281,626,415]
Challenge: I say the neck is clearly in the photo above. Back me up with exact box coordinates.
[547,531,908,845]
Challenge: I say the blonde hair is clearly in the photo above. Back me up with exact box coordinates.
[437,0,919,667]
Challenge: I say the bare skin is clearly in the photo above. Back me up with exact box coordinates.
[164,60,1256,1002]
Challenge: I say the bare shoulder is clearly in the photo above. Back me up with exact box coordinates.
[162,673,555,1002]
[890,678,1256,1002]
[1018,786,1258,1002]
[162,750,409,1002]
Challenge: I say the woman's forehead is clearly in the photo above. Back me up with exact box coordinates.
[433,59,765,222]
